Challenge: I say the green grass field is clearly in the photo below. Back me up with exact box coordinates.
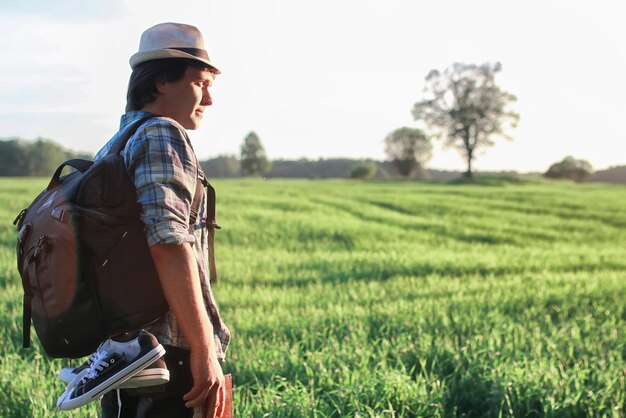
[1,177,625,417]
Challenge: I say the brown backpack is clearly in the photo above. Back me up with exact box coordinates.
[13,116,216,358]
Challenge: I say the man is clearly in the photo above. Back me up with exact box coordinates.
[95,22,230,418]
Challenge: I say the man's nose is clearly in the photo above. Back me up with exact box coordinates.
[201,87,212,106]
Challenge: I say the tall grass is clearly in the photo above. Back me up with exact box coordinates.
[0,177,625,417]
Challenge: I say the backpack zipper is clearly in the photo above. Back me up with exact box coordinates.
[101,231,128,267]
[33,235,49,259]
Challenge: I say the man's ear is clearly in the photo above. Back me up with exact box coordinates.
[156,81,168,94]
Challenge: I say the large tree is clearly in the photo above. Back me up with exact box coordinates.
[412,62,519,177]
[240,131,271,176]
[384,127,432,178]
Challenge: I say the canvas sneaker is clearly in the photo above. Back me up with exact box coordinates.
[56,330,165,411]
[59,355,169,389]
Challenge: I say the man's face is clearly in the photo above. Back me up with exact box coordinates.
[158,66,215,130]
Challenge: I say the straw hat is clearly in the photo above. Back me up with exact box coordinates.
[129,22,221,73]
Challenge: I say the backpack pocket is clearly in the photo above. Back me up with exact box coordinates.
[23,235,104,358]
[74,212,168,336]
[93,220,168,334]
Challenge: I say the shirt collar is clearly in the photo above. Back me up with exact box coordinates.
[119,111,156,130]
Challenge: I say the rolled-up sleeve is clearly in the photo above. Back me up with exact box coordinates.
[124,118,198,247]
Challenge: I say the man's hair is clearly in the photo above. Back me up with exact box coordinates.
[126,59,212,112]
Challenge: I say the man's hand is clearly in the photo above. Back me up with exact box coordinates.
[183,345,225,417]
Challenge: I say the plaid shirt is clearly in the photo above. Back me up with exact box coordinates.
[94,111,230,359]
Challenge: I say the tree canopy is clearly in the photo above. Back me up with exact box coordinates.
[383,127,432,178]
[412,62,519,177]
[240,132,272,177]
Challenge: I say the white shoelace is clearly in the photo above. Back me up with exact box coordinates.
[63,349,123,417]
[56,349,111,409]
[116,388,122,418]
[82,349,113,382]
[79,353,97,371]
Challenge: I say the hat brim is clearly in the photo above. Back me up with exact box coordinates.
[129,49,221,73]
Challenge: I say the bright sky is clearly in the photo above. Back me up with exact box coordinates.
[1,0,625,172]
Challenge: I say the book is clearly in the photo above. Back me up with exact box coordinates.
[203,373,232,418]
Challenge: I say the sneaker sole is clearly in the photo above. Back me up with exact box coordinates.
[118,368,170,388]
[60,367,169,388]
[57,344,166,411]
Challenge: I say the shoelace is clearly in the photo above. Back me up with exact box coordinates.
[65,352,125,418]
[81,349,113,383]
[116,388,122,418]
[71,352,96,375]
[64,339,107,379]
[56,349,112,408]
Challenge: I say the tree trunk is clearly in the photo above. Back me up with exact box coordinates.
[465,149,474,178]
[462,131,474,178]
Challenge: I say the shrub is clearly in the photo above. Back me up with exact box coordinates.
[544,156,593,182]
[350,163,377,180]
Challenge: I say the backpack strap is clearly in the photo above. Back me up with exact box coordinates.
[189,173,204,227]
[22,268,33,348]
[47,159,94,190]
[205,178,221,284]
[189,170,221,284]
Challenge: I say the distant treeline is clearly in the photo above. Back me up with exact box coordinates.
[200,156,486,181]
[2,137,625,183]
[0,137,90,177]
[587,166,626,184]
[200,157,426,179]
